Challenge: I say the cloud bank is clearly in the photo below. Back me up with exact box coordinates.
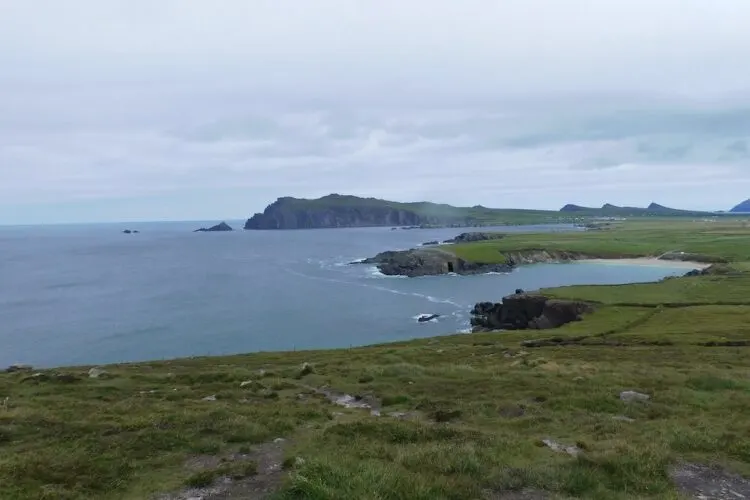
[1,0,750,223]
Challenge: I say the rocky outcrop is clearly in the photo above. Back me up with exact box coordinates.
[361,248,513,277]
[470,293,594,331]
[194,222,233,232]
[684,263,738,277]
[442,232,505,244]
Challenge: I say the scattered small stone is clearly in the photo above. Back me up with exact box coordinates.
[239,380,254,388]
[5,364,33,373]
[257,369,268,377]
[612,415,636,423]
[88,367,107,379]
[573,376,586,382]
[436,349,445,354]
[297,362,314,378]
[542,439,582,457]
[620,390,651,403]
[370,409,381,417]
[273,438,286,444]
[202,395,217,402]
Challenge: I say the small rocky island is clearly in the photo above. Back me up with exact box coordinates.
[194,222,234,232]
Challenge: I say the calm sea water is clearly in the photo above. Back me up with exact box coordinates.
[0,222,688,368]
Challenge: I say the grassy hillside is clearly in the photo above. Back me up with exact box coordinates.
[4,220,750,498]
[448,220,750,264]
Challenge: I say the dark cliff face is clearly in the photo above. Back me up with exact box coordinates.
[471,293,594,331]
[245,197,434,229]
[245,206,424,229]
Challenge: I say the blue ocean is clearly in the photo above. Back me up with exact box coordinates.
[0,223,688,367]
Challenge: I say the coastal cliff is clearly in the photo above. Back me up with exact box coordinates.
[245,195,428,229]
[471,293,594,331]
[244,194,564,229]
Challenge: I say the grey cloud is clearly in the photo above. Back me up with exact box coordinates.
[2,1,750,222]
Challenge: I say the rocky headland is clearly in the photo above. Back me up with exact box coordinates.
[360,247,515,277]
[360,239,589,278]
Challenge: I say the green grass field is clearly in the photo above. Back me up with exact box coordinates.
[4,220,750,499]
[448,220,750,263]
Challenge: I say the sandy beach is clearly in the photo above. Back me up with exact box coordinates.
[580,258,712,269]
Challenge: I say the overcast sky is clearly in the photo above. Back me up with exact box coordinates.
[2,0,750,224]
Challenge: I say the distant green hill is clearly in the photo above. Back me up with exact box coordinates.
[560,202,713,217]
[244,194,722,230]
[730,199,750,213]
[244,194,562,229]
